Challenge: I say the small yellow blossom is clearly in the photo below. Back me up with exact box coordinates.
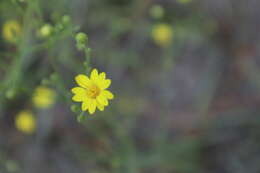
[177,0,192,4]
[32,86,56,109]
[151,23,173,47]
[2,20,22,43]
[71,68,114,114]
[15,110,36,134]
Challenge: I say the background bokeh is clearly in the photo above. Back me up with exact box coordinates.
[1,0,260,173]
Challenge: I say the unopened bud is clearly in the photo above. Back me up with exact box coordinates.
[76,32,88,45]
[39,24,52,38]
[6,89,16,99]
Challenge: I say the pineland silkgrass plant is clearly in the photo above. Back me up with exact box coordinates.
[71,32,114,116]
[0,0,114,124]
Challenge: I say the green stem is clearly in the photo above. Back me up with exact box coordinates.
[84,47,92,74]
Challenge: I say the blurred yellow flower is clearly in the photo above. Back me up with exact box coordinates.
[15,110,36,134]
[32,86,56,109]
[2,20,22,43]
[151,23,173,47]
[177,0,192,4]
[71,69,114,114]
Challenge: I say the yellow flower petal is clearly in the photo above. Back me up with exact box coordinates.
[97,102,104,111]
[90,69,99,81]
[97,79,111,90]
[97,94,108,106]
[99,72,106,80]
[88,99,97,114]
[72,95,82,102]
[103,79,111,89]
[81,101,88,111]
[75,74,91,88]
[71,87,86,102]
[81,98,91,111]
[71,87,85,94]
[102,90,114,100]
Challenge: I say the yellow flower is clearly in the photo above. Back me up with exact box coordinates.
[2,20,22,43]
[151,23,173,47]
[177,0,192,4]
[71,68,114,114]
[32,86,56,109]
[15,110,36,134]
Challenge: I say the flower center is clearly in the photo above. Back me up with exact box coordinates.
[86,85,100,99]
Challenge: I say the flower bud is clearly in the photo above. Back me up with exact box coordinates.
[62,15,71,24]
[39,24,52,38]
[70,104,80,113]
[75,32,88,45]
[50,73,59,82]
[77,112,86,122]
[75,32,88,50]
[41,78,50,85]
[149,5,165,19]
[6,89,16,99]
